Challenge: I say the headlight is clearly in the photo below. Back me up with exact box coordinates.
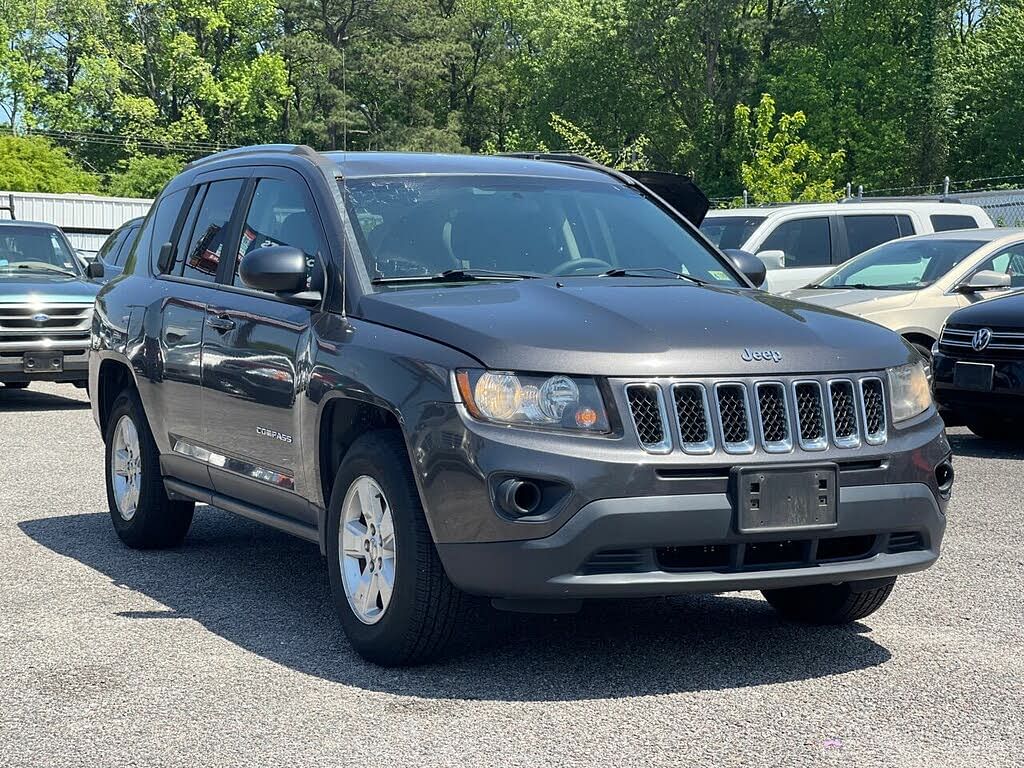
[887,361,932,423]
[456,369,610,432]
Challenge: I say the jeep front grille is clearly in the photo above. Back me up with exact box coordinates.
[625,374,888,455]
[625,384,670,453]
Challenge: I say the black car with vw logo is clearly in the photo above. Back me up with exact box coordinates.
[934,291,1024,440]
[90,147,953,665]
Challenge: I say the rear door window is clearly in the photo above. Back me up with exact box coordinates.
[931,214,979,232]
[96,228,127,265]
[176,179,244,282]
[759,217,831,267]
[844,215,902,258]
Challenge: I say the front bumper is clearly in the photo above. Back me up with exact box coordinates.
[933,349,1024,417]
[0,348,89,383]
[437,481,944,598]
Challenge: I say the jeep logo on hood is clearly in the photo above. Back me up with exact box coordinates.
[741,348,782,363]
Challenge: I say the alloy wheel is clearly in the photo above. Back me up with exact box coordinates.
[110,414,142,521]
[339,475,397,624]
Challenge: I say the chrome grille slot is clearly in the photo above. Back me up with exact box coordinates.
[755,382,791,452]
[860,378,886,445]
[793,381,827,451]
[828,380,861,448]
[672,384,714,454]
[0,303,93,350]
[715,384,754,454]
[626,384,670,453]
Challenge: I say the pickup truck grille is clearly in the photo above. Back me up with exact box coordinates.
[624,374,888,455]
[0,304,93,350]
[940,324,1024,358]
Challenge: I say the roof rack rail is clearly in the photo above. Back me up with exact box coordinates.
[184,144,319,171]
[500,152,605,168]
[840,195,964,204]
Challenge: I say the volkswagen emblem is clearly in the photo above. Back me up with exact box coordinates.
[32,313,50,324]
[971,327,993,352]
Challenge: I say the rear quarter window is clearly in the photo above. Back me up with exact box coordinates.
[931,214,979,232]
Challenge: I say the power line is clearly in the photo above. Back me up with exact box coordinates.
[0,125,237,155]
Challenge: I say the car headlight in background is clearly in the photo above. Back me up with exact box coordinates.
[456,369,610,432]
[887,361,932,423]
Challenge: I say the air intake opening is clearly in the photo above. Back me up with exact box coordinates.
[817,535,876,561]
[657,544,732,571]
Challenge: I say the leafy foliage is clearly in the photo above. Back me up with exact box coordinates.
[734,95,845,203]
[0,135,100,193]
[107,154,185,198]
[0,0,1020,198]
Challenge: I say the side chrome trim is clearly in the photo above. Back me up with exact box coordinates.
[671,383,715,455]
[172,437,296,490]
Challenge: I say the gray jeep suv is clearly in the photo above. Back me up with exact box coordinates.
[90,147,952,665]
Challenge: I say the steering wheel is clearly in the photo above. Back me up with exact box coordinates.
[551,257,613,275]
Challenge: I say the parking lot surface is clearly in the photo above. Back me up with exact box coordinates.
[1,382,1022,767]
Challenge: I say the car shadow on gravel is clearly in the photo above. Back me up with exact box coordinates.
[0,387,89,411]
[21,507,891,701]
[947,430,1024,460]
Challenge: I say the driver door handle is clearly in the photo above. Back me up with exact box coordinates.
[207,315,236,333]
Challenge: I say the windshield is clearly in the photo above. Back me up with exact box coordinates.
[815,238,983,290]
[699,215,767,250]
[342,176,739,286]
[0,226,81,276]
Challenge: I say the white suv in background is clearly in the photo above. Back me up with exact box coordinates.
[701,201,994,293]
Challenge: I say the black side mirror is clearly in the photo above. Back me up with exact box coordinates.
[723,249,766,288]
[86,261,104,280]
[239,245,309,294]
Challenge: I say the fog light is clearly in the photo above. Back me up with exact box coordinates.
[496,478,542,517]
[935,460,954,496]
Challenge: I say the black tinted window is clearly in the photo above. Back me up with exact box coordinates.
[179,179,243,282]
[931,214,978,232]
[759,217,831,267]
[113,226,140,266]
[897,215,915,237]
[97,229,126,264]
[148,188,187,272]
[844,215,901,258]
[699,215,767,249]
[235,177,323,290]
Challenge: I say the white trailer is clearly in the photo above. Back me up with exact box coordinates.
[0,190,152,258]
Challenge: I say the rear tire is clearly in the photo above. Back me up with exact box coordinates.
[965,417,1018,442]
[326,430,469,666]
[762,578,896,624]
[104,390,194,548]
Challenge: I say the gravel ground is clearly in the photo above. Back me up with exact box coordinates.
[0,381,1022,767]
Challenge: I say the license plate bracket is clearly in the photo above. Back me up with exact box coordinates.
[22,351,64,374]
[735,464,838,533]
[953,361,994,391]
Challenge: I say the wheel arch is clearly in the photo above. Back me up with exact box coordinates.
[96,356,139,435]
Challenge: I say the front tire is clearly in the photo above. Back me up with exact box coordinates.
[327,431,469,666]
[762,578,896,624]
[104,390,194,548]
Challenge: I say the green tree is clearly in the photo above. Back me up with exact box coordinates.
[0,135,99,192]
[106,153,184,197]
[733,94,844,203]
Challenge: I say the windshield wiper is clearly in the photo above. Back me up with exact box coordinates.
[371,268,542,285]
[10,264,79,278]
[596,267,708,286]
[829,283,902,290]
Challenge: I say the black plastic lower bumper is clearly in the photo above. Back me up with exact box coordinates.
[436,482,945,599]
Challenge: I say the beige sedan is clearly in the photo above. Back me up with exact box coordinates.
[784,229,1024,361]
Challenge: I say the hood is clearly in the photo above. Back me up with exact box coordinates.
[947,289,1024,328]
[0,271,99,304]
[783,287,917,314]
[359,279,915,376]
